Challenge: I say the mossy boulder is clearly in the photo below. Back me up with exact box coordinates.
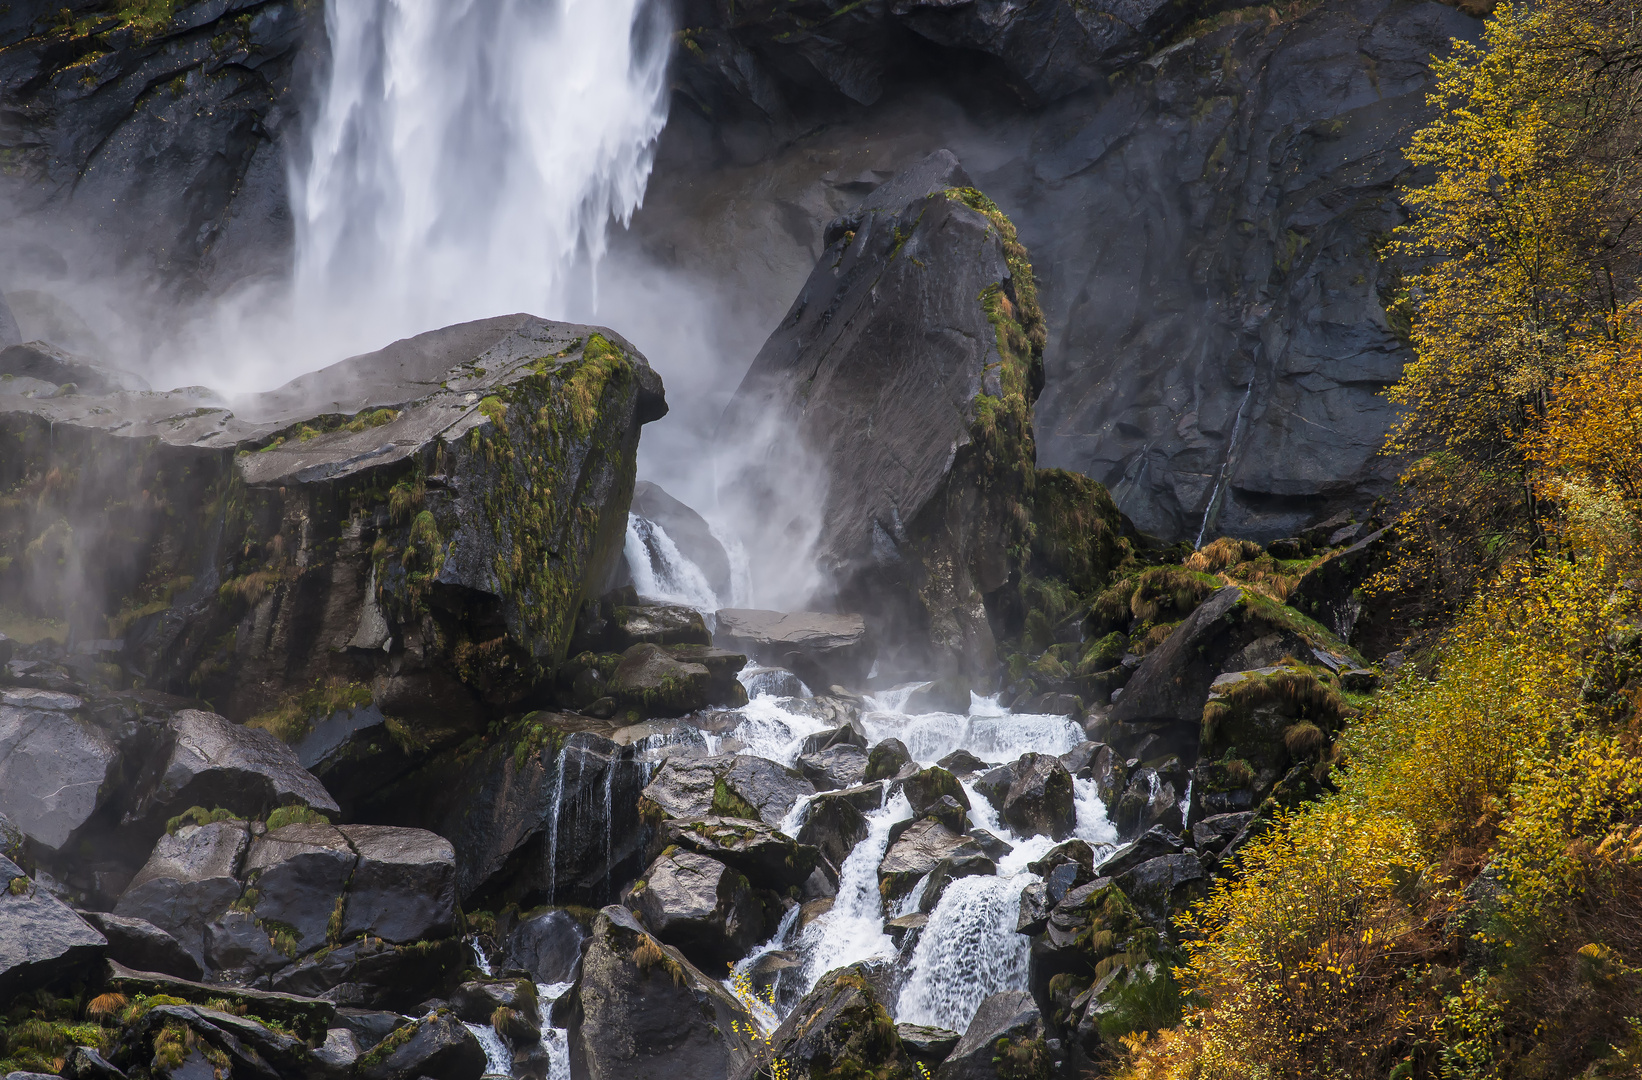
[0,315,666,739]
[607,642,749,720]
[717,151,1045,683]
[1108,586,1361,758]
[751,964,921,1080]
[624,848,765,970]
[563,905,758,1080]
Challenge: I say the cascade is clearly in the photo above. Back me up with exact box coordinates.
[625,514,723,613]
[293,0,671,355]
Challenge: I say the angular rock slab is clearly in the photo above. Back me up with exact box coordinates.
[116,820,250,965]
[242,823,357,954]
[627,849,765,970]
[338,824,458,943]
[0,690,116,850]
[564,905,758,1080]
[653,816,818,889]
[125,709,339,834]
[713,609,873,692]
[0,856,106,998]
[936,990,1046,1080]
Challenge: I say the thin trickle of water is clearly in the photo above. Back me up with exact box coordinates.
[470,938,494,977]
[602,758,615,899]
[544,748,568,904]
[1194,382,1256,548]
[896,873,1033,1034]
[293,0,671,353]
[625,514,721,614]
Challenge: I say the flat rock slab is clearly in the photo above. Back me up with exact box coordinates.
[655,817,818,889]
[126,709,339,833]
[714,609,872,690]
[104,958,337,1040]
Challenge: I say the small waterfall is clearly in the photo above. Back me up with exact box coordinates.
[544,748,568,903]
[539,981,575,1080]
[793,795,911,994]
[625,514,721,614]
[466,1021,512,1076]
[896,874,1033,1033]
[292,0,671,352]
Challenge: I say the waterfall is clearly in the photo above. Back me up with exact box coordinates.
[625,515,722,614]
[896,874,1034,1033]
[1194,382,1256,548]
[292,0,671,353]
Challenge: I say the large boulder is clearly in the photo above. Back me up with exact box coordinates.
[0,857,106,998]
[796,792,871,871]
[975,754,1076,840]
[625,848,766,969]
[750,964,920,1080]
[935,991,1048,1080]
[641,753,816,827]
[0,688,117,850]
[713,609,874,691]
[0,316,666,735]
[716,152,1043,684]
[354,1009,485,1080]
[77,912,203,981]
[240,823,358,954]
[337,825,458,943]
[506,909,589,985]
[1109,587,1361,757]
[797,743,870,791]
[879,820,984,903]
[607,642,750,719]
[124,709,340,836]
[563,905,758,1080]
[653,817,819,889]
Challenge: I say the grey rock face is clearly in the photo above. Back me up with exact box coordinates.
[641,753,815,827]
[363,722,650,907]
[338,825,458,944]
[564,905,757,1080]
[1114,853,1207,930]
[242,823,356,954]
[0,856,105,999]
[627,849,764,969]
[0,691,117,849]
[714,609,874,691]
[116,820,250,964]
[936,990,1045,1080]
[126,710,339,834]
[0,1,308,288]
[718,151,1034,681]
[77,912,202,981]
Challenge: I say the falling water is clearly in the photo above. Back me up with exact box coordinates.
[544,748,568,903]
[1194,382,1256,548]
[292,0,672,355]
[896,874,1034,1033]
[625,515,722,613]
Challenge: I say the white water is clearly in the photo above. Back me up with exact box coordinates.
[604,488,1125,1038]
[291,0,671,358]
[467,1021,513,1077]
[625,515,722,613]
[897,873,1034,1032]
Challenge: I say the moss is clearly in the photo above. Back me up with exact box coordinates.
[264,805,331,831]
[1201,665,1354,749]
[164,806,243,835]
[345,408,400,433]
[355,1018,418,1071]
[711,777,761,820]
[246,678,373,744]
[7,875,28,896]
[1029,468,1128,598]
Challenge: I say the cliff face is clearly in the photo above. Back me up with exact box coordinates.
[644,0,1480,541]
[0,0,308,291]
